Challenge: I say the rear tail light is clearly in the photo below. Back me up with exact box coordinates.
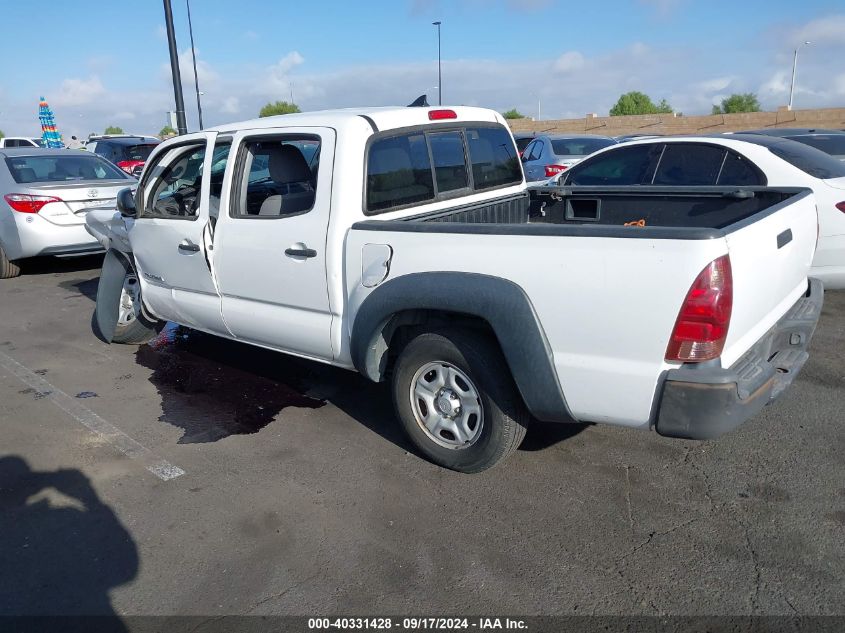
[4,193,62,213]
[836,201,845,213]
[428,109,457,120]
[665,255,733,363]
[545,164,567,177]
[116,160,136,175]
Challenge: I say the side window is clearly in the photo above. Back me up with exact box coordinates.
[141,144,206,219]
[466,126,522,189]
[232,136,319,218]
[429,131,469,193]
[366,133,434,213]
[717,150,765,186]
[565,144,660,185]
[529,140,544,161]
[653,144,725,186]
[522,141,535,160]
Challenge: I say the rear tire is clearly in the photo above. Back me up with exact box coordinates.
[0,245,21,279]
[391,328,528,473]
[98,263,160,344]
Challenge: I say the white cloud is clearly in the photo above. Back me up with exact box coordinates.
[221,96,240,114]
[53,76,106,107]
[759,71,789,97]
[695,77,734,93]
[244,30,259,40]
[113,111,136,121]
[791,14,845,47]
[155,24,167,41]
[553,51,584,73]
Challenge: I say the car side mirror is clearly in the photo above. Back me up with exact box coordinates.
[117,187,137,218]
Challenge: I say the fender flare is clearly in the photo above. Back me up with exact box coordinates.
[350,272,574,423]
[95,249,133,343]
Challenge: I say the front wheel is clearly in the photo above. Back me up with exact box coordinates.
[391,329,528,473]
[97,263,160,344]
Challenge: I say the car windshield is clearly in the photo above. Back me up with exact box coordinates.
[120,144,158,162]
[786,135,845,158]
[551,138,615,156]
[5,155,131,183]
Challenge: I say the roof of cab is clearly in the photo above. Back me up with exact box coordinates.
[206,105,504,135]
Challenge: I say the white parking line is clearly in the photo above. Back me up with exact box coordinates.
[0,350,185,481]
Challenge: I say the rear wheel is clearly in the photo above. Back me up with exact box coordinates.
[0,245,21,279]
[391,329,528,473]
[101,265,160,344]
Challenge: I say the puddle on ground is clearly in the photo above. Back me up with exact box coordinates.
[135,323,325,444]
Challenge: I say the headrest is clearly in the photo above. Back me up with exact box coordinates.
[266,145,311,184]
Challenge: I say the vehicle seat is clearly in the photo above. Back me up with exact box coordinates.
[15,167,37,183]
[258,145,315,216]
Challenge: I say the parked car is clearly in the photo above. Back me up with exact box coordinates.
[735,128,845,161]
[546,134,845,289]
[0,137,41,149]
[84,106,822,473]
[0,148,135,278]
[521,134,617,181]
[86,135,160,178]
[512,132,535,157]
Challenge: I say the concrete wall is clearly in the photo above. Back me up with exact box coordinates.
[507,106,845,137]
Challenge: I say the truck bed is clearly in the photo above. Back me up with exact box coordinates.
[367,186,810,238]
[348,185,817,429]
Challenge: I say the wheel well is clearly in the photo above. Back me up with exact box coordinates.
[374,309,497,381]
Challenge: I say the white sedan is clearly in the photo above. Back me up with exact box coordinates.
[548,134,845,289]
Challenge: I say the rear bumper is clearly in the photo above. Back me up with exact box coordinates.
[655,278,823,440]
[2,212,102,260]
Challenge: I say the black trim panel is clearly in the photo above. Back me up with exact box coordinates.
[350,272,575,423]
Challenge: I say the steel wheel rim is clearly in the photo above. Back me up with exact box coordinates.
[117,272,140,325]
[409,361,484,450]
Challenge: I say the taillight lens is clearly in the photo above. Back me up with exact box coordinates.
[836,201,845,213]
[4,193,62,213]
[545,164,567,177]
[666,255,733,363]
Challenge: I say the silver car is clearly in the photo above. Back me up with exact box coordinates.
[0,148,135,278]
[521,134,617,182]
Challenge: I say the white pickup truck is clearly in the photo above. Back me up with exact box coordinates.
[85,106,823,472]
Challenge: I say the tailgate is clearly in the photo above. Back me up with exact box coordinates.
[720,189,817,367]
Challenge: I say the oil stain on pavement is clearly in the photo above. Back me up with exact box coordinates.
[135,323,324,443]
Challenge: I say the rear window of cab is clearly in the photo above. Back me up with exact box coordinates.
[365,124,522,214]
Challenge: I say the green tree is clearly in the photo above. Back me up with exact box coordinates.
[609,91,673,116]
[502,108,526,120]
[159,125,177,137]
[0,130,4,140]
[259,101,301,117]
[711,93,761,115]
[104,125,124,135]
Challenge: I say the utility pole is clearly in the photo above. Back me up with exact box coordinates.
[163,0,188,134]
[186,0,203,129]
[432,21,442,105]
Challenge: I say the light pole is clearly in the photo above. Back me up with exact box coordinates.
[788,40,811,111]
[162,0,187,135]
[186,0,203,129]
[432,21,442,105]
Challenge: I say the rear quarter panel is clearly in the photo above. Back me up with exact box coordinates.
[343,228,726,427]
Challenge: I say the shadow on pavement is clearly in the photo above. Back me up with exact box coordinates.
[0,455,136,628]
[18,254,104,277]
[131,324,583,455]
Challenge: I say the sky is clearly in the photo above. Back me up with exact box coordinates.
[0,0,843,138]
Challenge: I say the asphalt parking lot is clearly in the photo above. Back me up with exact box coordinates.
[0,255,843,619]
